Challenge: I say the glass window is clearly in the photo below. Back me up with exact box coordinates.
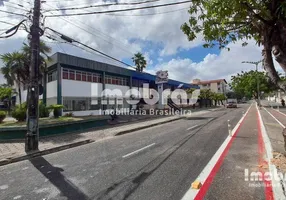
[63,69,69,79]
[82,72,87,81]
[63,97,96,111]
[87,73,92,82]
[48,70,57,82]
[112,77,116,85]
[76,71,81,81]
[93,74,98,83]
[69,70,75,80]
[107,76,112,84]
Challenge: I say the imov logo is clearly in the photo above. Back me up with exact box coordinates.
[244,168,286,182]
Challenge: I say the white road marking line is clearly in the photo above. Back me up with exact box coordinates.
[263,107,285,128]
[181,104,252,200]
[273,108,286,117]
[122,143,156,158]
[187,125,199,131]
[257,104,286,199]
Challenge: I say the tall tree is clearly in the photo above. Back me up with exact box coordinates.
[0,41,52,106]
[230,70,276,99]
[22,41,52,105]
[0,52,26,105]
[181,0,286,91]
[132,52,147,72]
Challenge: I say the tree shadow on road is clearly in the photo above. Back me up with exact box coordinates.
[29,156,89,200]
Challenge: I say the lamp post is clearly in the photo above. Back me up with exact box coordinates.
[242,60,263,107]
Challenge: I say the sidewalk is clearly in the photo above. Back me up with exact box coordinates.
[189,104,278,200]
[0,106,224,166]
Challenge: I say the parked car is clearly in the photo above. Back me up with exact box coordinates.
[226,99,238,108]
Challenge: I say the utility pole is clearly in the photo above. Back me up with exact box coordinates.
[242,60,263,107]
[25,0,41,152]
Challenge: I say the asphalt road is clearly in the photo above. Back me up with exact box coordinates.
[0,105,249,200]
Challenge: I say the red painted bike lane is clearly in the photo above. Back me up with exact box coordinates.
[195,105,274,200]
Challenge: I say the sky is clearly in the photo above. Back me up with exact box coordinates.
[0,0,282,85]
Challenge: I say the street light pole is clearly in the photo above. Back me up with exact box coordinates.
[25,0,42,152]
[242,60,263,107]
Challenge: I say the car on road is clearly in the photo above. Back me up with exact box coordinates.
[226,99,238,108]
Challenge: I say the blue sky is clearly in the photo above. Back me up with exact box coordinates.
[0,0,278,84]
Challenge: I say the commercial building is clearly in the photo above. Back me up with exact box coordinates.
[192,79,227,94]
[17,53,199,116]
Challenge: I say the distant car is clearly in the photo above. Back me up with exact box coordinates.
[226,99,238,108]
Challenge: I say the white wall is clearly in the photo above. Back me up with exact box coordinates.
[47,97,57,106]
[47,81,57,98]
[105,84,129,97]
[62,80,103,97]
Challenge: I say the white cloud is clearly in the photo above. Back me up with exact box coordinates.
[148,40,278,84]
[41,0,201,59]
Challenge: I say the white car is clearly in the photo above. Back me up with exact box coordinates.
[226,99,238,108]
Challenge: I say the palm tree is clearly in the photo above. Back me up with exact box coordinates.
[22,41,52,105]
[0,41,52,106]
[0,52,26,106]
[132,52,147,72]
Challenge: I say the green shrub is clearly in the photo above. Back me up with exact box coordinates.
[0,111,6,123]
[48,104,64,118]
[12,107,26,122]
[39,101,50,118]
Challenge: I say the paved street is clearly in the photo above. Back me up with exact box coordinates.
[0,105,251,200]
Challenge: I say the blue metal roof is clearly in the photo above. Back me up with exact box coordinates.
[131,71,199,89]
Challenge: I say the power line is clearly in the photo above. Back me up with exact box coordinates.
[45,33,133,68]
[43,0,161,12]
[45,0,192,17]
[0,9,27,17]
[3,4,30,12]
[46,27,134,68]
[43,3,135,56]
[0,20,17,26]
[105,7,189,16]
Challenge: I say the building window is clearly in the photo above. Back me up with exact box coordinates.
[87,73,92,82]
[63,97,91,112]
[63,69,69,79]
[48,70,57,82]
[82,72,87,81]
[62,69,102,83]
[93,74,98,83]
[69,70,75,80]
[76,71,81,81]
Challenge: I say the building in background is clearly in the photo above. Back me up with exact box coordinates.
[192,79,227,94]
[16,53,199,116]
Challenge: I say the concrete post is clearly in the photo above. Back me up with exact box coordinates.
[228,120,232,137]
[157,83,164,109]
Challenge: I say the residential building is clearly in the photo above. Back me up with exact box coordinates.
[16,53,199,116]
[192,78,227,94]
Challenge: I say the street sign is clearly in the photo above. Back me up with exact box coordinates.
[155,70,168,84]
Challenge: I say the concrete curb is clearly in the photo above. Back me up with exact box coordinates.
[0,139,94,166]
[0,107,224,166]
